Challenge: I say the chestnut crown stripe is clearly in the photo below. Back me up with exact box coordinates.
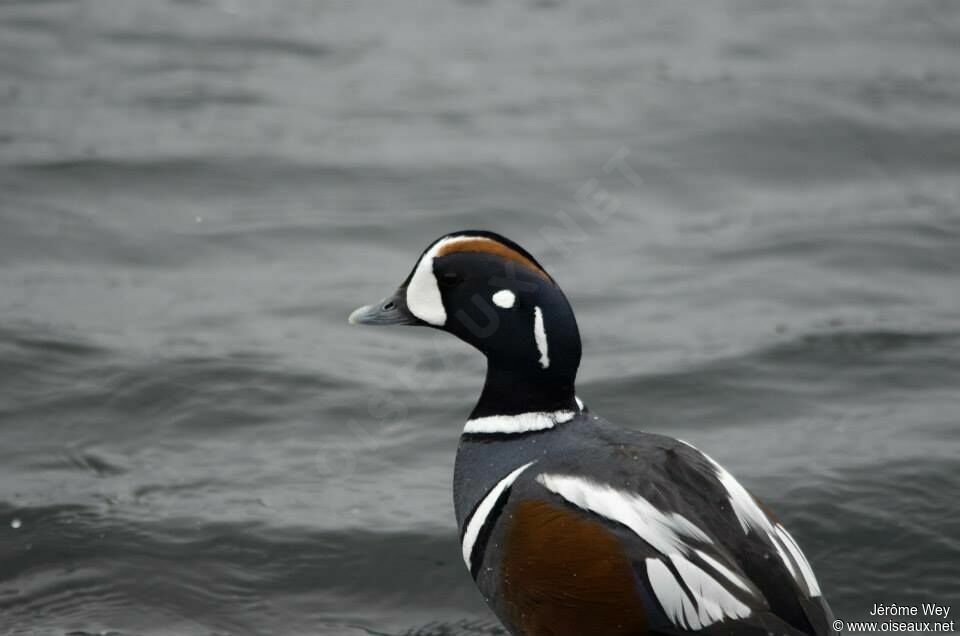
[435,238,554,283]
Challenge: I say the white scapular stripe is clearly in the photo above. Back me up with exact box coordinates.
[534,474,711,556]
[533,306,550,369]
[463,410,576,434]
[461,461,536,568]
[537,473,757,630]
[406,235,490,326]
[492,289,516,308]
[678,440,824,598]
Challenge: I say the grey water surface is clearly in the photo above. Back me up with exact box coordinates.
[1,1,959,634]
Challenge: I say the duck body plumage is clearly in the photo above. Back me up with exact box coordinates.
[455,409,836,636]
[350,230,838,636]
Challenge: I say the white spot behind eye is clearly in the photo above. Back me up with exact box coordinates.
[492,289,516,309]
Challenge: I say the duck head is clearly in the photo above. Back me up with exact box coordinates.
[349,230,581,418]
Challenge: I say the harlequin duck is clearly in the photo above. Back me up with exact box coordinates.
[349,230,837,636]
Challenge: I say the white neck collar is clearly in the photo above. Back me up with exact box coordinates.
[463,400,583,435]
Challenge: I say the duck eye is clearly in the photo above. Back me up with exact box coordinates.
[439,271,463,288]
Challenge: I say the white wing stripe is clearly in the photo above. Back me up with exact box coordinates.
[679,440,824,599]
[461,461,536,569]
[776,525,823,597]
[770,528,800,580]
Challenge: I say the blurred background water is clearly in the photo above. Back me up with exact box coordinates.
[1,0,959,634]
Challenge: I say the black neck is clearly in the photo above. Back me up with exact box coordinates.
[470,361,578,419]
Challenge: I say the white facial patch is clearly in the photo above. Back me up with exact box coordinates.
[405,235,488,326]
[492,289,515,309]
[533,306,549,369]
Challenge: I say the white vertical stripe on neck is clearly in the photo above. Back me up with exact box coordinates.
[533,306,550,369]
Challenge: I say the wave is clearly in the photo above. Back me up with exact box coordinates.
[582,328,960,429]
[0,323,347,434]
[0,502,481,635]
[101,31,333,61]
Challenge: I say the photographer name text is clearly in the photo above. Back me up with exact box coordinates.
[871,604,951,619]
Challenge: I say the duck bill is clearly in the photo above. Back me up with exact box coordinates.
[348,289,423,326]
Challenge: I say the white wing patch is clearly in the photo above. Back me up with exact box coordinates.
[461,461,536,569]
[536,473,758,630]
[664,554,750,629]
[463,410,576,434]
[679,440,824,598]
[647,559,700,629]
[695,549,754,595]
